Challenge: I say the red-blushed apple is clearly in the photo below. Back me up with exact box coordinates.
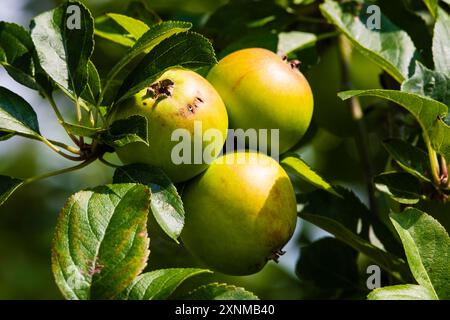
[207,48,313,154]
[112,68,228,183]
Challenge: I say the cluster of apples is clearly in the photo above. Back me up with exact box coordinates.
[112,48,314,275]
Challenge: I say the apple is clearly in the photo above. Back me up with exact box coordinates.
[111,68,228,183]
[207,48,314,154]
[181,151,297,275]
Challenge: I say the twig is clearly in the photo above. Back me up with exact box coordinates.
[38,136,84,161]
[23,159,96,185]
[338,35,378,231]
[43,92,80,146]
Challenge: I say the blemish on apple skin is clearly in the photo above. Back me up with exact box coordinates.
[231,72,249,92]
[146,79,175,101]
[185,97,204,114]
[138,230,146,238]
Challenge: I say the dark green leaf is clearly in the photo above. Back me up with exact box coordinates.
[281,153,340,197]
[106,13,149,40]
[390,208,450,299]
[0,22,52,94]
[368,284,436,300]
[383,139,431,182]
[0,86,41,138]
[374,172,423,204]
[125,1,161,26]
[98,115,148,148]
[120,268,210,300]
[297,187,365,233]
[80,60,101,105]
[31,1,94,97]
[218,30,278,59]
[204,0,294,51]
[401,62,450,119]
[296,237,359,290]
[338,90,450,162]
[433,8,450,74]
[52,183,151,300]
[299,210,410,282]
[113,163,185,242]
[102,21,192,105]
[299,188,411,281]
[320,0,418,82]
[184,283,259,300]
[299,186,402,258]
[118,32,217,101]
[0,22,35,88]
[0,175,23,206]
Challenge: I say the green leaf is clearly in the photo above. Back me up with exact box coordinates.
[383,139,431,182]
[0,132,13,141]
[338,90,450,162]
[300,211,410,281]
[296,237,358,290]
[94,15,135,47]
[120,268,210,300]
[0,86,41,138]
[118,32,217,101]
[184,283,259,300]
[0,22,52,93]
[299,187,402,257]
[31,1,94,98]
[401,62,450,118]
[320,0,418,82]
[422,0,438,17]
[297,187,364,233]
[98,115,148,148]
[277,31,317,56]
[102,21,192,105]
[63,122,101,138]
[390,208,450,300]
[281,153,340,197]
[113,164,184,242]
[298,189,410,281]
[218,30,278,59]
[106,13,149,41]
[0,175,23,206]
[52,183,151,300]
[368,284,436,300]
[80,60,101,105]
[433,8,450,74]
[374,172,423,204]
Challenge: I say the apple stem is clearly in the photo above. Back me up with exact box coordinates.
[268,249,286,263]
[440,155,448,187]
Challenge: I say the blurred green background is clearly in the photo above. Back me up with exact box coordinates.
[0,0,391,299]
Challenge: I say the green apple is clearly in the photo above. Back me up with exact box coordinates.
[112,68,228,183]
[207,48,314,154]
[181,151,298,275]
